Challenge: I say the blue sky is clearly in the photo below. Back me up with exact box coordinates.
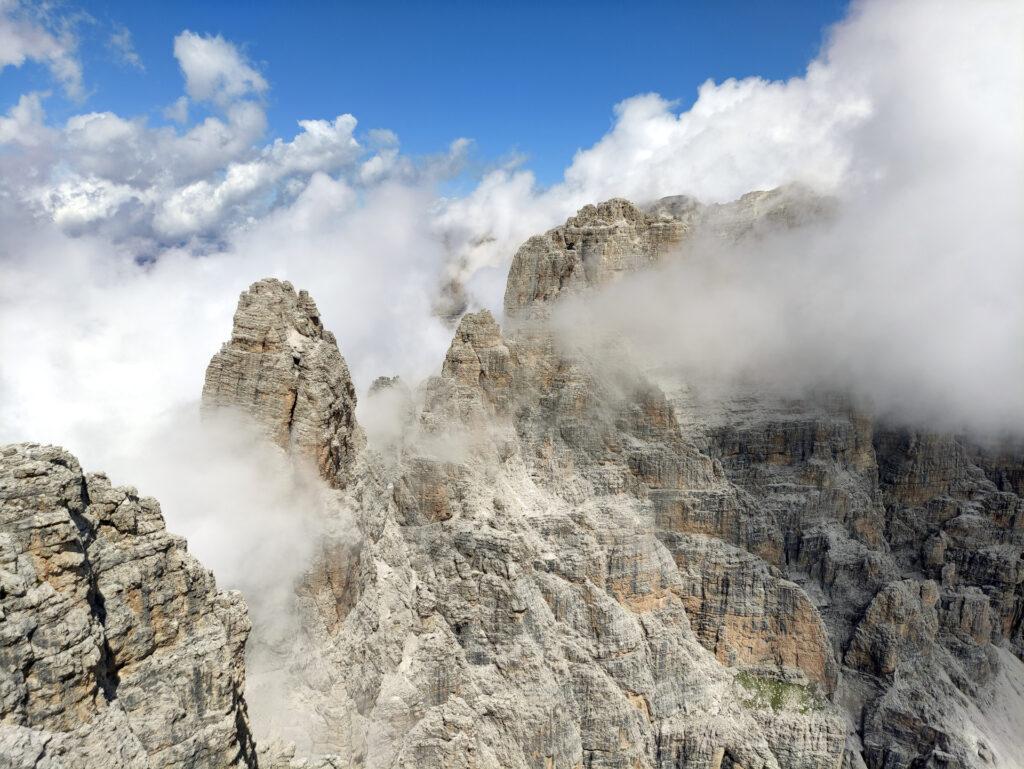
[1,0,849,184]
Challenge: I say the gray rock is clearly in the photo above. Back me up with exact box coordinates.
[0,443,256,769]
[202,278,364,488]
[6,189,1021,769]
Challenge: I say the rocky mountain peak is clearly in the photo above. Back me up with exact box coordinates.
[503,196,688,317]
[503,187,833,319]
[441,309,513,413]
[202,278,363,488]
[226,278,327,350]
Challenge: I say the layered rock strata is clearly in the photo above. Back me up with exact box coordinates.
[202,278,363,488]
[4,188,1021,769]
[254,191,1020,769]
[0,443,256,769]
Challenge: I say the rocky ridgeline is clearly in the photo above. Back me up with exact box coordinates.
[2,188,1022,768]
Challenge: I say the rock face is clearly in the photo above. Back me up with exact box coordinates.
[5,190,1021,769]
[0,443,256,769]
[254,192,1021,769]
[202,278,363,488]
[247,195,853,769]
[503,185,828,316]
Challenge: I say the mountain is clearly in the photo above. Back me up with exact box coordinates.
[0,444,254,767]
[2,190,1021,769]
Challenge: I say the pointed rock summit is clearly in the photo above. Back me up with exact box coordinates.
[441,309,513,412]
[202,278,363,487]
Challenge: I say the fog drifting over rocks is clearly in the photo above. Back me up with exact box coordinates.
[0,0,1022,622]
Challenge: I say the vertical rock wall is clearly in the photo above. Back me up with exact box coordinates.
[0,443,256,769]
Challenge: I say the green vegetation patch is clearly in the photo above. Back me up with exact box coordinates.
[734,671,822,714]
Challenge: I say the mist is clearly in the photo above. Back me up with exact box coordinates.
[90,405,354,746]
[1,0,1022,761]
[549,0,1024,436]
[552,170,1024,435]
[0,0,1020,723]
[3,0,1020,469]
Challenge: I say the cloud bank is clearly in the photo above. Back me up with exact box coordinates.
[550,0,1024,434]
[0,0,1020,534]
[0,0,1020,750]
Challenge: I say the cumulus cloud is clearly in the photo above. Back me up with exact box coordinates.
[0,91,50,146]
[154,114,361,238]
[33,172,146,228]
[0,0,83,97]
[546,0,1024,433]
[433,0,1024,437]
[173,30,267,106]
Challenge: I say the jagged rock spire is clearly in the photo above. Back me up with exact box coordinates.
[0,443,256,767]
[202,278,363,487]
[441,309,513,413]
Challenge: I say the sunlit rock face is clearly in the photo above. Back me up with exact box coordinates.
[0,443,256,769]
[259,192,1017,769]
[202,278,363,489]
[3,190,1021,769]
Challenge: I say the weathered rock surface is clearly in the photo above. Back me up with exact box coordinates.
[248,196,855,769]
[258,192,1016,769]
[0,443,256,769]
[5,189,1022,769]
[202,278,363,488]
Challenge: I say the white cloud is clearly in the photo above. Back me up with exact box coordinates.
[163,95,189,124]
[32,172,146,227]
[0,1,1020,755]
[173,30,267,107]
[154,113,361,238]
[167,100,268,180]
[65,110,138,150]
[0,0,1022,501]
[0,91,50,146]
[562,75,868,204]
[549,0,1024,433]
[108,24,143,71]
[0,0,83,97]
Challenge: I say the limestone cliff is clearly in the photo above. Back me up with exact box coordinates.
[2,189,1021,769]
[251,192,1020,769]
[0,444,256,769]
[202,278,363,489]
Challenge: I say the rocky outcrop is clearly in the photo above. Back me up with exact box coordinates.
[440,310,513,414]
[503,197,689,315]
[7,190,1021,769]
[267,192,1014,769]
[202,278,363,488]
[0,443,255,769]
[243,196,857,769]
[667,533,839,692]
[503,185,829,318]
